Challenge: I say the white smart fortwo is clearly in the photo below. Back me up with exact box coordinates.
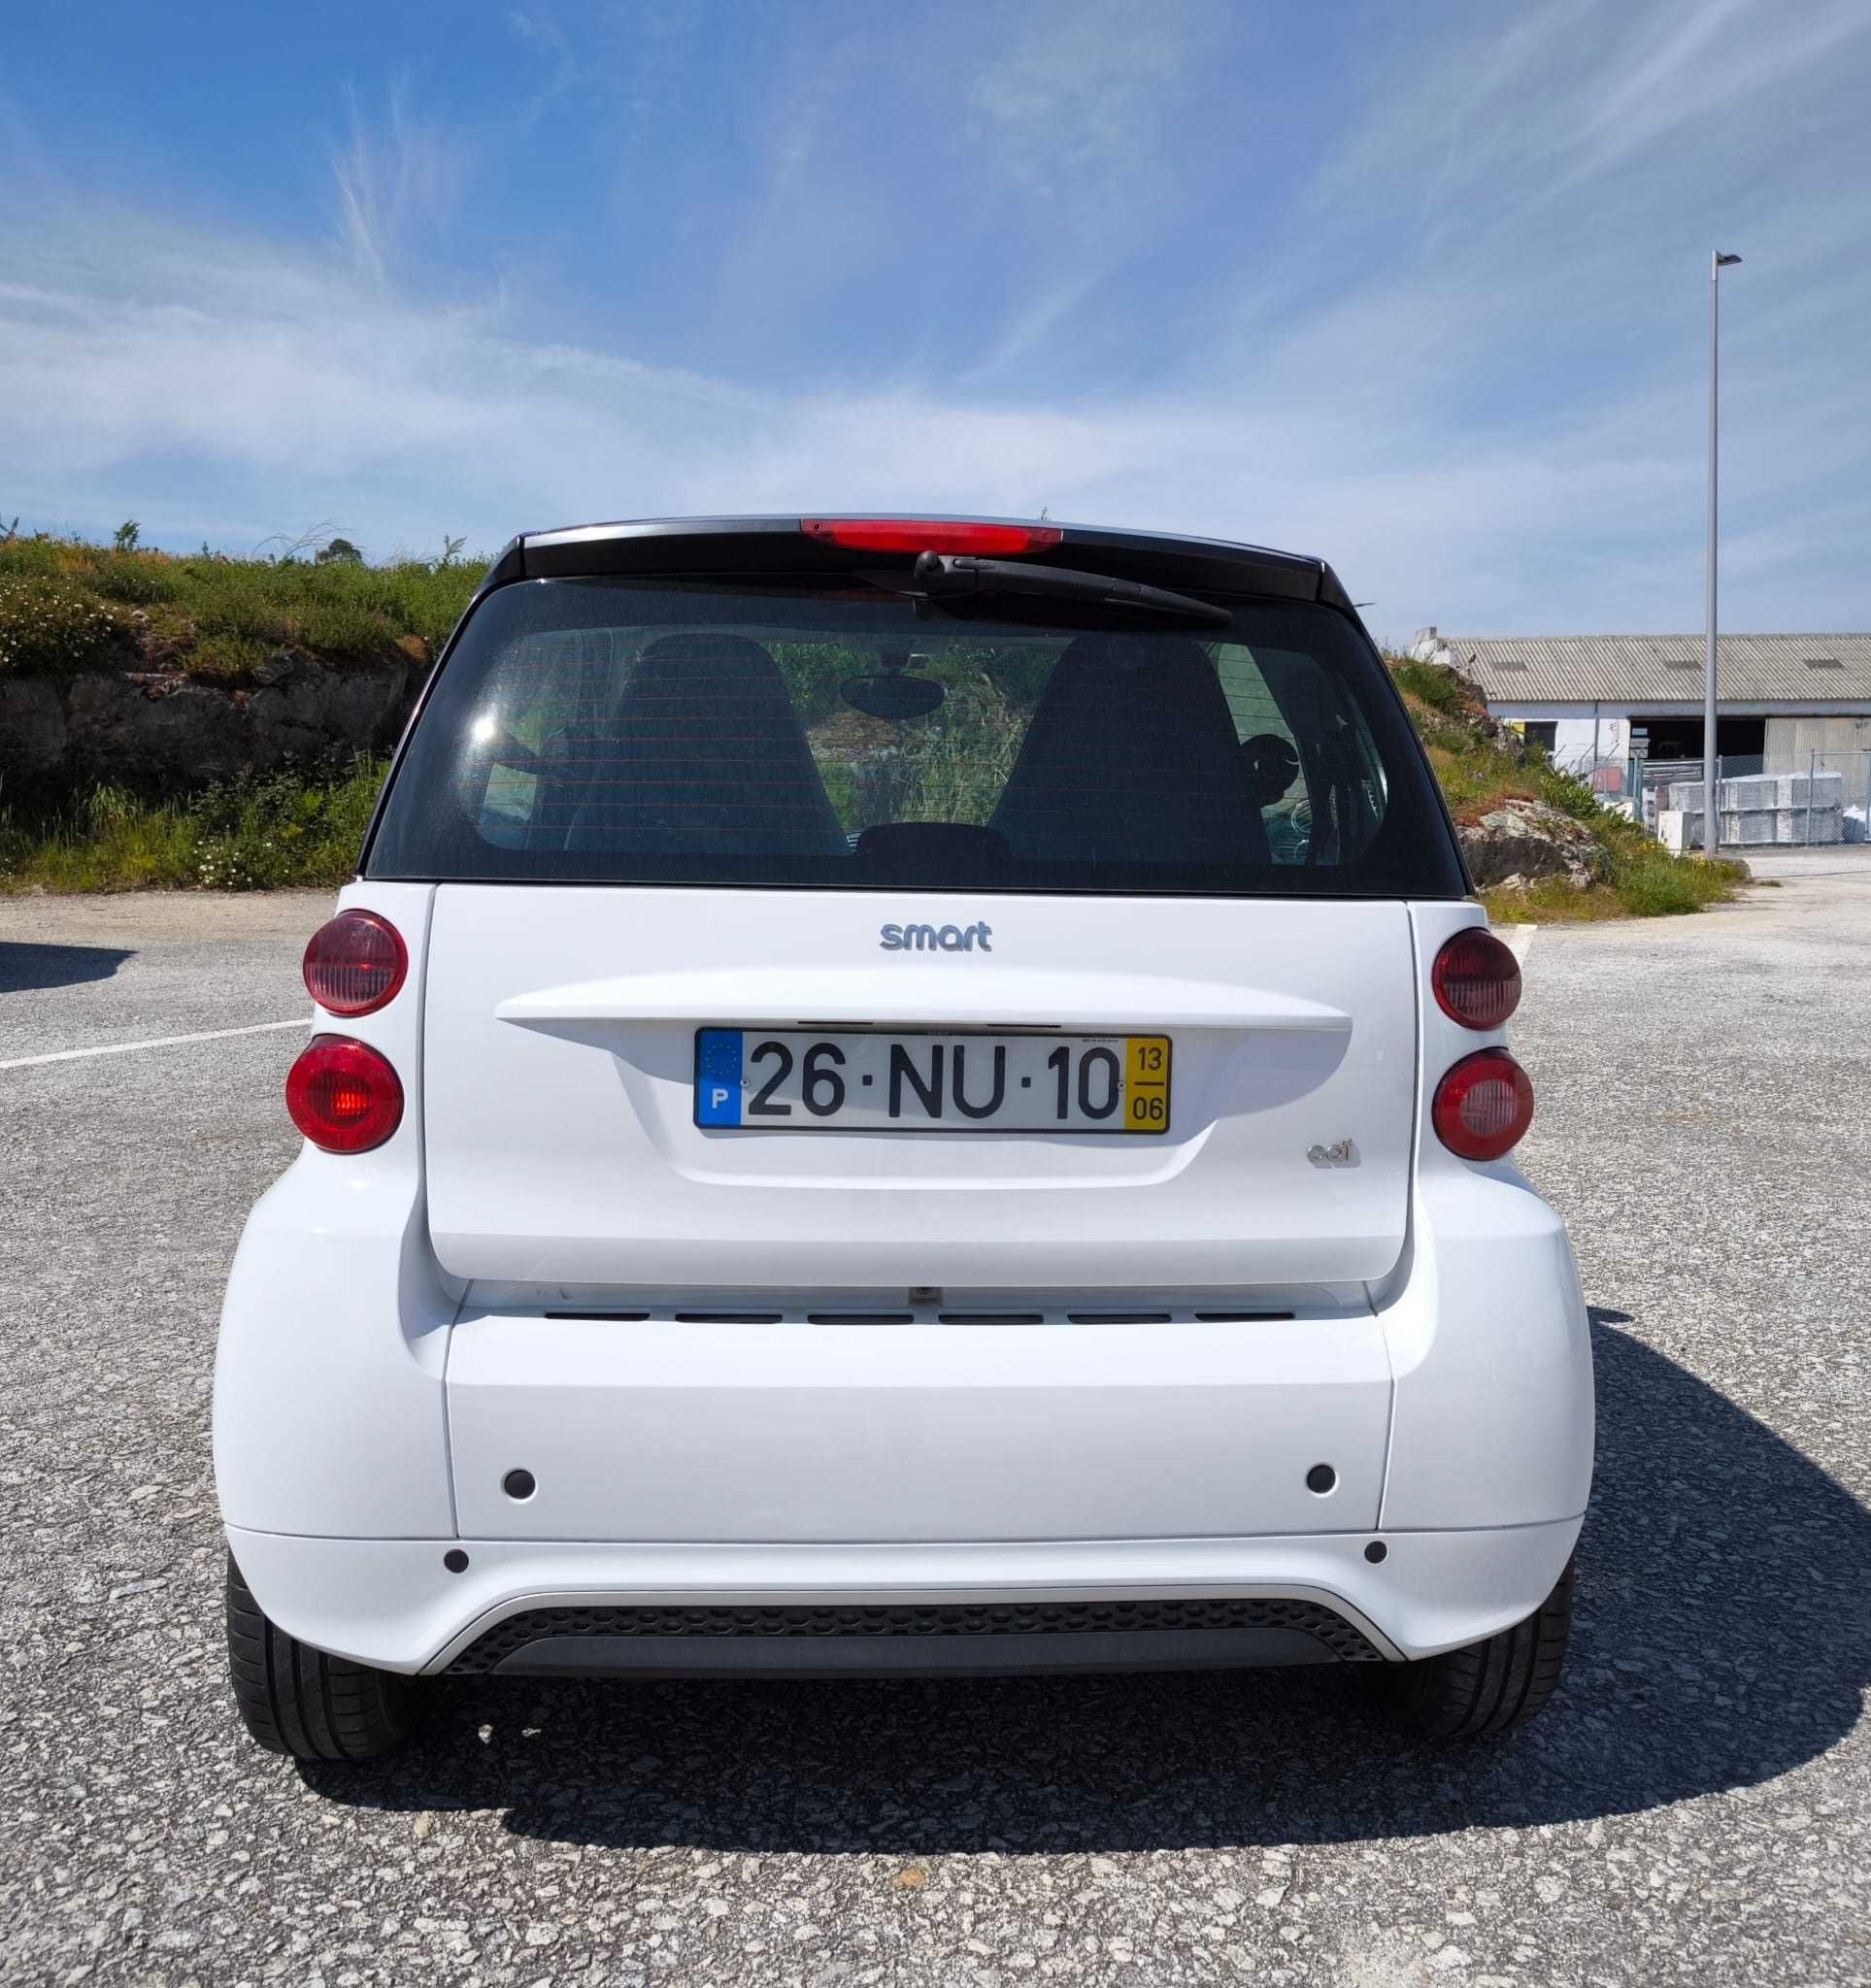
[214,516,1592,1761]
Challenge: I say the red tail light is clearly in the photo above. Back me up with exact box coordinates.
[802,518,1063,555]
[1433,1048,1535,1162]
[303,911,407,1015]
[286,1035,404,1153]
[1431,927,1522,1030]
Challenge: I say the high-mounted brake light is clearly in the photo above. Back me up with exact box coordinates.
[1432,1048,1535,1162]
[303,910,407,1016]
[1431,927,1521,1030]
[286,1035,404,1153]
[801,518,1064,556]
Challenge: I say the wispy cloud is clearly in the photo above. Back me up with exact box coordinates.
[6,197,1862,634]
[506,7,583,130]
[935,0,1218,382]
[1560,0,1871,186]
[1322,0,1871,221]
[332,83,471,283]
[966,0,1213,217]
[4,0,1868,638]
[967,267,1110,381]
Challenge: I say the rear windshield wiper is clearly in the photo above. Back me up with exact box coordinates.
[904,550,1232,628]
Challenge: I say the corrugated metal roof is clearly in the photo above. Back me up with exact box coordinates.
[1429,633,1871,705]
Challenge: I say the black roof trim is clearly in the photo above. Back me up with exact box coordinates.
[510,514,1342,610]
[481,536,526,588]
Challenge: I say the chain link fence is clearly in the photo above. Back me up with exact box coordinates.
[1542,746,1871,848]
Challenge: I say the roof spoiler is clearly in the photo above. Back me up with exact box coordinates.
[491,515,1348,610]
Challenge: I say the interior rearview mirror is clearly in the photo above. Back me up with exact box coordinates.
[840,674,947,720]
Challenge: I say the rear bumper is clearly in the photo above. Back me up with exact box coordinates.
[215,1086,1595,1676]
[225,1517,1584,1673]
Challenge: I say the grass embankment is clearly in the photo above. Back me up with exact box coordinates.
[0,534,484,893]
[0,534,484,680]
[0,535,1748,915]
[1388,657,1746,922]
[0,760,385,893]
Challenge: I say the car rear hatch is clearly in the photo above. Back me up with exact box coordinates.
[367,517,1467,1542]
[420,883,1417,1292]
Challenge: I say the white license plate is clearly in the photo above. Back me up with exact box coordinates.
[694,1029,1172,1135]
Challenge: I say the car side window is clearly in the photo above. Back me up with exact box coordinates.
[454,631,625,848]
[1212,643,1312,863]
[1211,642,1387,866]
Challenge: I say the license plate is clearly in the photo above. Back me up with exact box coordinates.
[694,1029,1172,1135]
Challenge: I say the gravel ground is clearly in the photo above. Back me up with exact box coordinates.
[2,858,1866,1987]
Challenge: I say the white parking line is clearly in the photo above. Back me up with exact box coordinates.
[1500,925,1538,967]
[0,1018,308,1072]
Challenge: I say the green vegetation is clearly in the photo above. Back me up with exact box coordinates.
[0,533,485,682]
[1389,655,1480,721]
[1474,842,1745,923]
[0,530,1748,917]
[0,577,130,677]
[770,641,869,726]
[805,674,1027,832]
[1387,653,1746,922]
[0,759,385,894]
[893,676,1027,825]
[796,646,1035,833]
[0,531,480,892]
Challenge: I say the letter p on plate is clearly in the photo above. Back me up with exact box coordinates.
[694,1029,745,1126]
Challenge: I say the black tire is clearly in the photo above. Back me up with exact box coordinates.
[225,1554,427,1761]
[1379,1557,1575,1740]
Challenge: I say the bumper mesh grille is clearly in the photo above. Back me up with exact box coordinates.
[446,1596,1383,1673]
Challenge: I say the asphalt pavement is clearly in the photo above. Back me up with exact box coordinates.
[1,855,1867,1986]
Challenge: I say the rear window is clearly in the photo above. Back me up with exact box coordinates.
[365,579,1462,897]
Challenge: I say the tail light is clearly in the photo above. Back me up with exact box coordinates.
[303,910,407,1015]
[1433,1048,1535,1162]
[286,1035,404,1153]
[1431,927,1521,1029]
[802,518,1063,555]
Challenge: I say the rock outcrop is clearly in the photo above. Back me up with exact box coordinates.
[1456,796,1613,891]
[0,650,418,793]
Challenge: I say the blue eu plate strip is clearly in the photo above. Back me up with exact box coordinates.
[694,1029,744,1126]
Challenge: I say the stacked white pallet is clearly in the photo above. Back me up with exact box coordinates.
[1671,770,1844,847]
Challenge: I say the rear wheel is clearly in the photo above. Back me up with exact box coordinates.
[225,1554,427,1761]
[1378,1557,1575,1740]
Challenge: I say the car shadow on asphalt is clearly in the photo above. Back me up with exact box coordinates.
[304,1318,1871,1848]
[0,941,135,996]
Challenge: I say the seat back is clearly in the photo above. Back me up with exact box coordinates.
[566,634,847,857]
[989,635,1269,866]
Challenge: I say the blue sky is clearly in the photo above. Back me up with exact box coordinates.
[3,0,1868,638]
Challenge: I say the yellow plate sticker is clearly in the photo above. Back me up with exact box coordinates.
[1123,1035,1172,1134]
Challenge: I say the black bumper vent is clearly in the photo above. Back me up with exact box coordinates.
[446,1596,1383,1673]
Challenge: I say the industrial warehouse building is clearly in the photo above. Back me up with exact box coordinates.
[1410,630,1871,812]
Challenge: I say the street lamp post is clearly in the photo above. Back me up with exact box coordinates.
[1704,249,1741,854]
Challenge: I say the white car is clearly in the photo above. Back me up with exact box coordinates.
[215,516,1592,1761]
